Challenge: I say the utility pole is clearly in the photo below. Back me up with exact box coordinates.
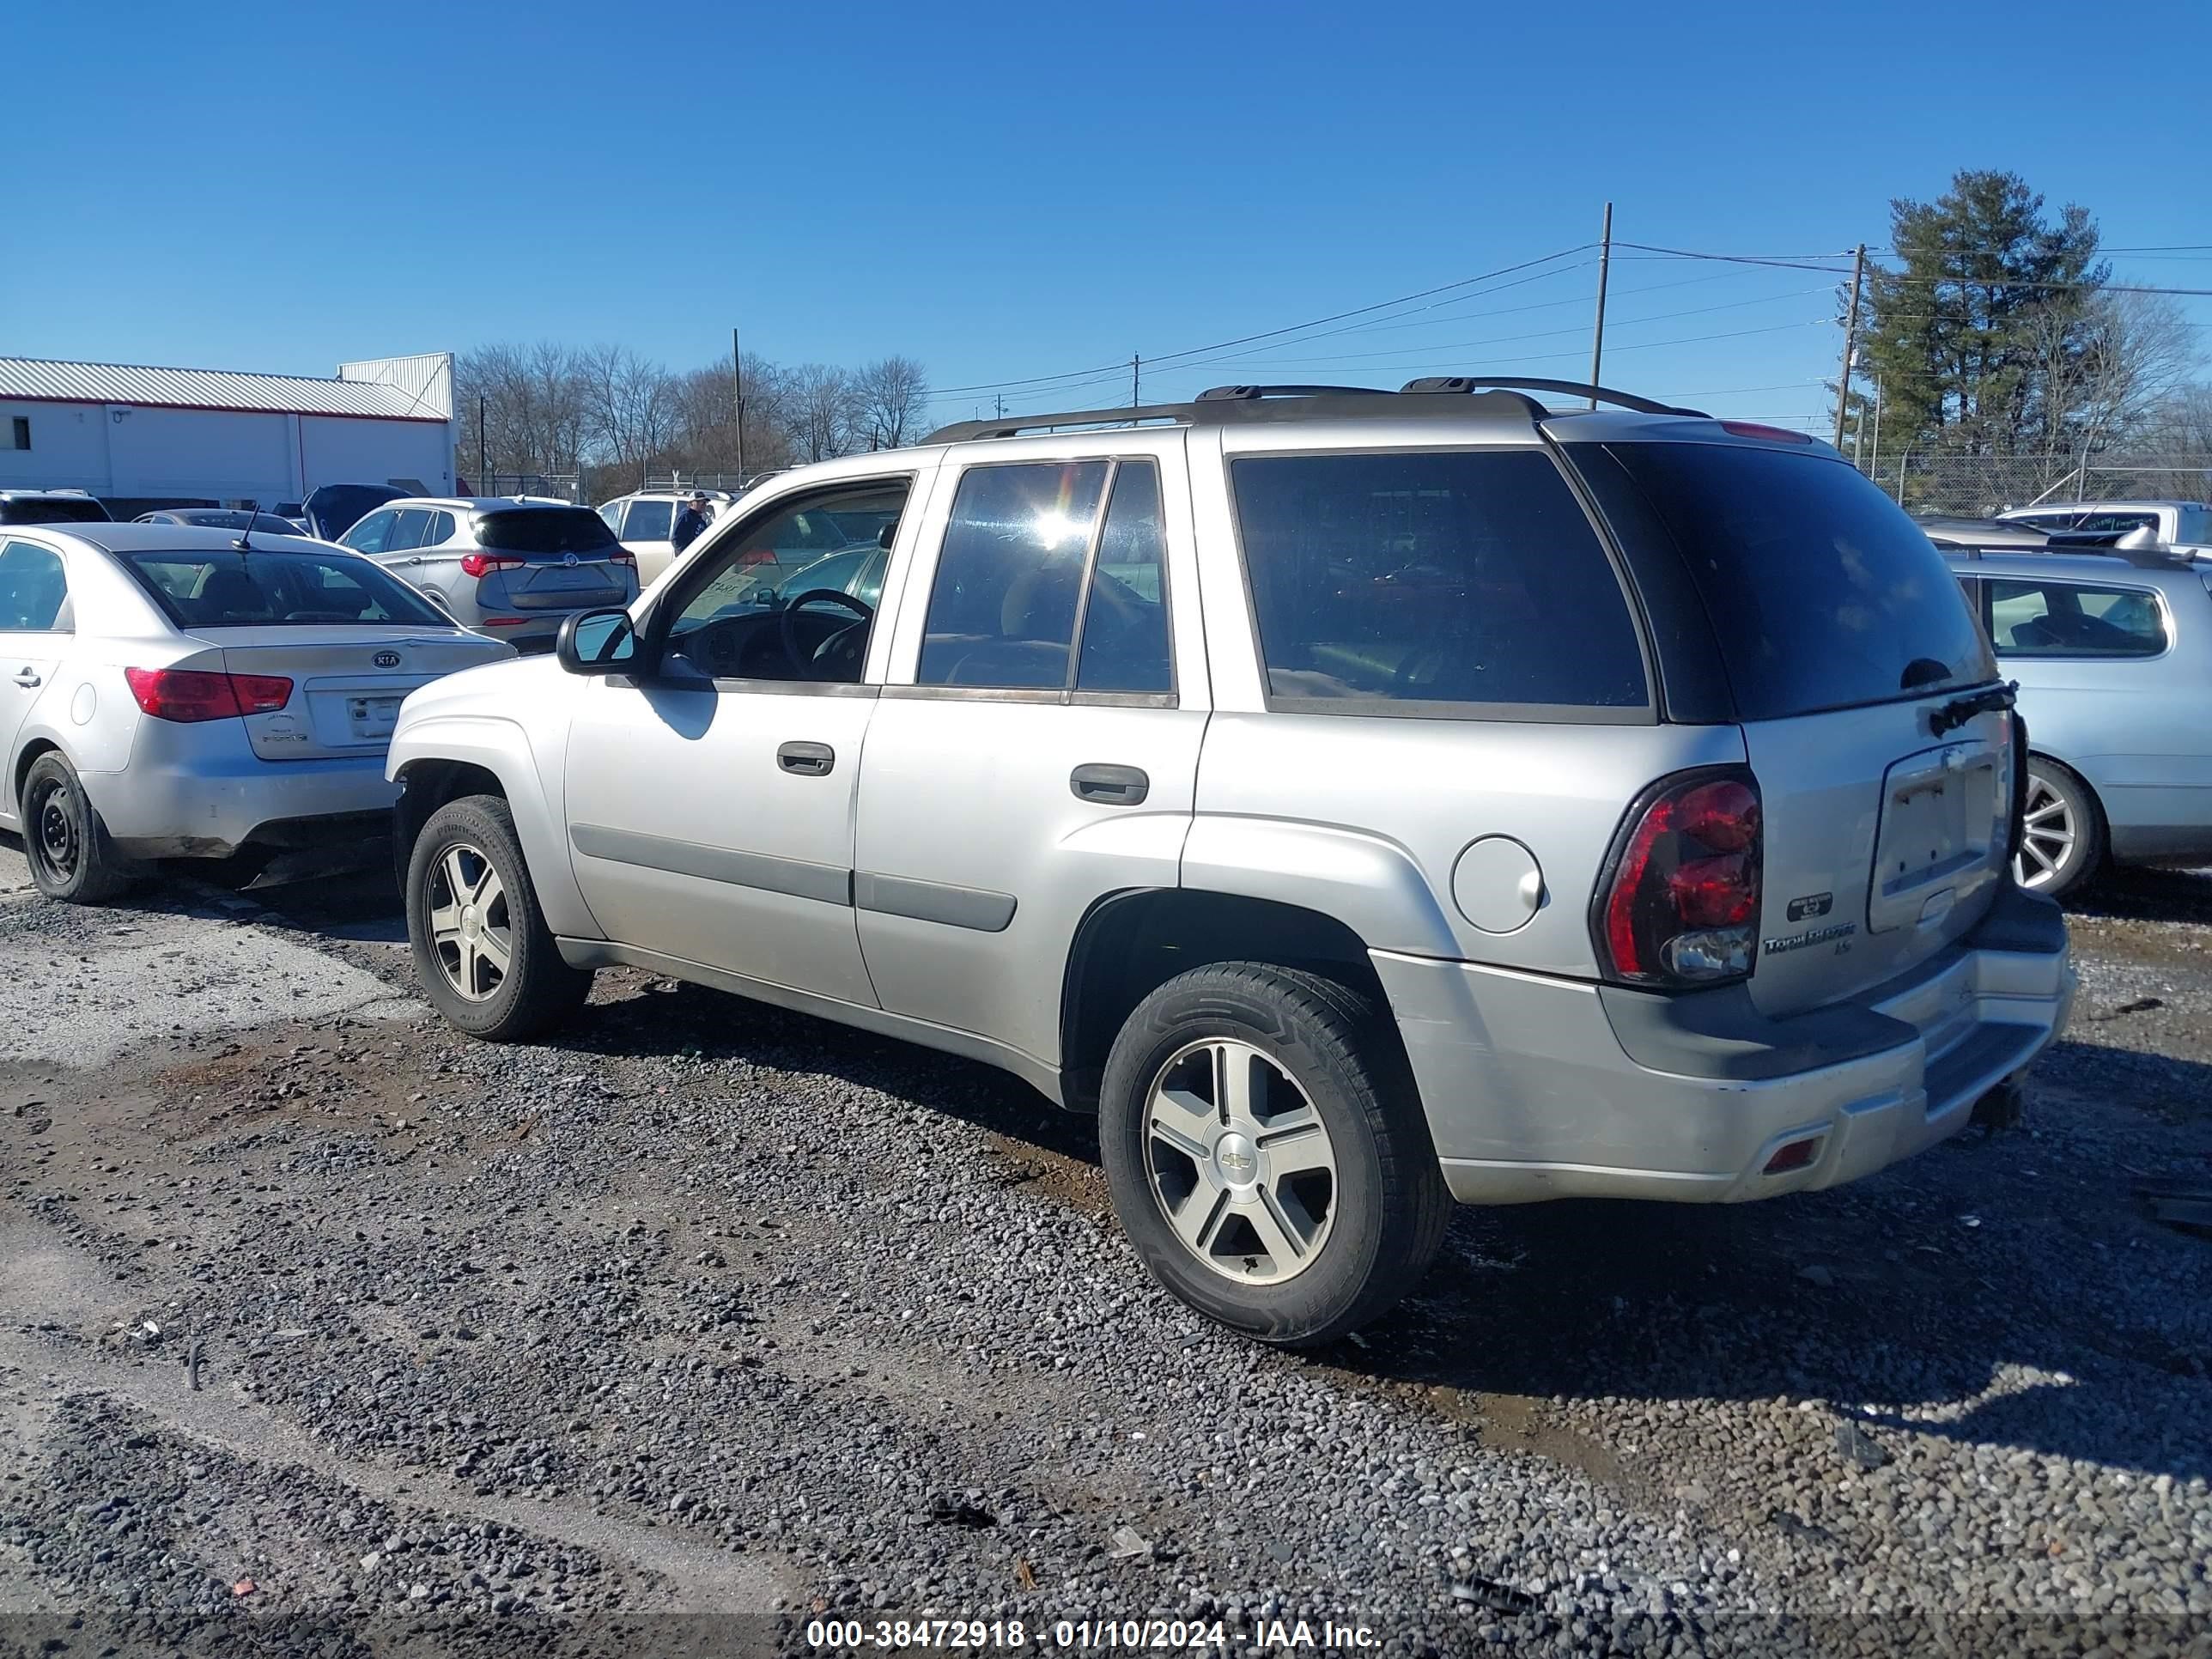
[1131,354,1140,409]
[1833,242,1866,450]
[731,326,745,481]
[995,394,1006,421]
[1587,201,1613,408]
[477,394,487,493]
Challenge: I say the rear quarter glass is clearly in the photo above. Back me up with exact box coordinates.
[1568,441,1996,721]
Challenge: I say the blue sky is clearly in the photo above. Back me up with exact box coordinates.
[9,0,2209,434]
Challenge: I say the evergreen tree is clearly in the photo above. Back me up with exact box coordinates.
[1855,170,2106,459]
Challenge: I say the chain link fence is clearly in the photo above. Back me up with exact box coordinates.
[1852,455,2212,515]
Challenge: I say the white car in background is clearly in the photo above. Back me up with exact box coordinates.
[1996,500,2212,557]
[594,489,732,586]
[0,522,509,902]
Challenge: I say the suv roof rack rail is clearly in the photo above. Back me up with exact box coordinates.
[1193,383,1392,400]
[920,377,1698,446]
[1398,375,1708,417]
[1952,538,2195,569]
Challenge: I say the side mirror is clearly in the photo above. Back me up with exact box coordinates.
[556,608,640,675]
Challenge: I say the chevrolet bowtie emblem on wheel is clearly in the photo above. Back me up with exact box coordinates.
[373,651,402,668]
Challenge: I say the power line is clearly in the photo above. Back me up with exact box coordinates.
[928,244,1595,398]
[1126,287,1832,374]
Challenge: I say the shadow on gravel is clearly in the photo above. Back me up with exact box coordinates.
[561,978,1104,1166]
[1319,1043,2212,1484]
[2064,863,2212,926]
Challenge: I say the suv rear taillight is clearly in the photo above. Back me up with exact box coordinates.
[1594,767,1763,987]
[459,552,526,580]
[124,667,293,722]
[2006,712,2030,866]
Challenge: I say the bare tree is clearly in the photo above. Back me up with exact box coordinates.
[454,341,593,487]
[580,345,681,482]
[851,356,931,451]
[784,363,854,464]
[2031,290,2201,470]
[671,354,795,476]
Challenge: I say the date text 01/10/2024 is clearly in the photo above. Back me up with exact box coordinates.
[802,1617,1382,1649]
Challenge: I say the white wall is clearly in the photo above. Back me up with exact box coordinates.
[299,415,453,496]
[0,398,452,504]
[0,401,110,491]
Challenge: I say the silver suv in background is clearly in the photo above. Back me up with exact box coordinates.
[387,380,2074,1346]
[337,497,640,653]
[1944,542,2212,896]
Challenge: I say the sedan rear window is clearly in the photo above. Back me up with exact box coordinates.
[1585,441,1996,720]
[474,507,621,556]
[120,549,448,629]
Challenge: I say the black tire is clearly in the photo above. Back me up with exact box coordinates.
[1098,962,1450,1346]
[405,793,590,1040]
[2016,757,2105,901]
[20,751,135,904]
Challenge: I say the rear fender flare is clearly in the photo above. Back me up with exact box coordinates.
[1178,816,1461,958]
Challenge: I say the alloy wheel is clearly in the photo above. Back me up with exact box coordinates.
[1141,1038,1340,1284]
[425,842,514,1002]
[2014,775,2075,890]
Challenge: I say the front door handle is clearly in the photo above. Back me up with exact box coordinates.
[12,669,40,689]
[1071,763,1149,805]
[777,740,836,776]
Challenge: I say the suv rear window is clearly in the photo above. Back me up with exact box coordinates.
[474,507,621,556]
[1229,449,1647,713]
[1589,441,1996,720]
[120,549,449,629]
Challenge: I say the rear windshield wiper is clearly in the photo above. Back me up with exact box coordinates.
[1929,680,2017,737]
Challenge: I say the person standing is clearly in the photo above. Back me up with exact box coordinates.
[671,489,714,555]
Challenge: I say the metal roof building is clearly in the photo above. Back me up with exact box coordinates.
[0,351,457,514]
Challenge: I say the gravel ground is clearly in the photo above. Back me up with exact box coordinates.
[0,857,2207,1658]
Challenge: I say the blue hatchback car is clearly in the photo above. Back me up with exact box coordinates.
[1942,545,2212,896]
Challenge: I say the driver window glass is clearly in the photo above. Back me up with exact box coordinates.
[918,462,1109,689]
[665,480,911,681]
[341,510,395,555]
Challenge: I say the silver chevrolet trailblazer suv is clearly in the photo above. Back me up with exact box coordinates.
[387,379,2076,1345]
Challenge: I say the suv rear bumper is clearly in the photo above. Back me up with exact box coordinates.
[1374,883,2074,1206]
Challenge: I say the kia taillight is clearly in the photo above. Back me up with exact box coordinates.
[460,552,526,580]
[124,667,294,723]
[736,548,776,567]
[608,549,636,566]
[1594,768,1763,987]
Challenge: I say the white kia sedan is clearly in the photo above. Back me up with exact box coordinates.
[0,522,511,902]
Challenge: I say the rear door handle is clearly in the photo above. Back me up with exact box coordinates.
[1071,763,1149,805]
[777,740,836,776]
[12,669,40,689]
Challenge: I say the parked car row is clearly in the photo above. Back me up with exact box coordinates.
[15,393,2212,1343]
